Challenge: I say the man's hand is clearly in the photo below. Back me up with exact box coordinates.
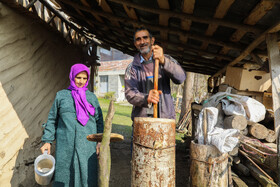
[152,45,165,65]
[147,89,162,104]
[40,143,51,154]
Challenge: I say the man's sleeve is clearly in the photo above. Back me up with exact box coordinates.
[162,55,186,84]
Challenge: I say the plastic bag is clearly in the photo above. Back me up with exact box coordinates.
[195,107,239,153]
[203,92,265,123]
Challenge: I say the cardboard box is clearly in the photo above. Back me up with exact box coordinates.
[225,66,272,92]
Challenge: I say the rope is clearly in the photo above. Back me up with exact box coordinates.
[190,154,228,187]
[244,138,277,154]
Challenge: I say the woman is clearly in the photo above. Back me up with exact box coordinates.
[40,64,103,187]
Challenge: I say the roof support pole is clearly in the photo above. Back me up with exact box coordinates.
[266,32,280,185]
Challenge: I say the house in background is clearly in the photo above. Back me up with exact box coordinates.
[96,47,133,101]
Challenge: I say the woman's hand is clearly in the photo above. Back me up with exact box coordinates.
[40,143,51,154]
[96,142,101,156]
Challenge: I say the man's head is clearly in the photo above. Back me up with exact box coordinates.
[134,27,155,55]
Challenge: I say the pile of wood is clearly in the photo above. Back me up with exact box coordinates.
[220,111,277,186]
[191,100,277,186]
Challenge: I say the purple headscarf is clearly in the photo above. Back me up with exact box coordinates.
[68,64,95,126]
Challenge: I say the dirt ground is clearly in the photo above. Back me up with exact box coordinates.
[110,139,190,187]
[37,138,190,187]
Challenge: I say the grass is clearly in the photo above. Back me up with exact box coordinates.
[98,98,133,141]
[98,98,185,142]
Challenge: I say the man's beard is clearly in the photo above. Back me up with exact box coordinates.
[139,44,151,54]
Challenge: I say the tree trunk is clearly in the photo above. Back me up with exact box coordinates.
[179,72,194,122]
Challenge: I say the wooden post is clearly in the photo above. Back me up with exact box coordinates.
[266,32,280,185]
[98,100,115,187]
[153,59,159,118]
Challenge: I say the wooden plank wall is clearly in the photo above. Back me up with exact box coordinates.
[0,3,85,186]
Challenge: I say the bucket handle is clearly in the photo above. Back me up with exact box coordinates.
[43,150,48,155]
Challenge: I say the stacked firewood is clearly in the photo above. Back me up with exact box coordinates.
[223,110,277,186]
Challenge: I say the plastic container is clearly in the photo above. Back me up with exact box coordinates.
[34,150,55,185]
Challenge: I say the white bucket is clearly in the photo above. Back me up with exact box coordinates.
[34,150,55,185]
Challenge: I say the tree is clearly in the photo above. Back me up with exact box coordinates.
[179,72,195,122]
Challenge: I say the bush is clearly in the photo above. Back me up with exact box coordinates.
[104,91,115,100]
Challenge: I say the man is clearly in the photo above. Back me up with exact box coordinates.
[125,27,186,121]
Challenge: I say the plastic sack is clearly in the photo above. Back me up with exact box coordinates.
[209,127,239,153]
[195,107,239,153]
[203,92,265,123]
[196,107,218,145]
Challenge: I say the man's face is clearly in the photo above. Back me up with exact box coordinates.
[134,30,155,54]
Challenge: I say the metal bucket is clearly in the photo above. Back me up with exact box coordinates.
[190,140,228,187]
[131,117,176,187]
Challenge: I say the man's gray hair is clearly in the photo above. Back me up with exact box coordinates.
[133,27,153,42]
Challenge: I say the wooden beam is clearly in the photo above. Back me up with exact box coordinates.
[71,13,258,66]
[39,0,82,31]
[106,0,261,33]
[66,25,73,44]
[181,65,216,75]
[219,0,275,59]
[167,50,225,68]
[250,53,265,66]
[40,3,45,21]
[266,33,280,186]
[212,21,280,77]
[88,19,238,61]
[231,0,275,42]
[57,0,264,54]
[31,4,37,14]
[157,0,169,41]
[123,5,137,20]
[96,0,120,27]
[75,8,97,31]
[122,3,138,29]
[46,13,56,25]
[46,8,56,25]
[26,0,37,9]
[180,0,195,43]
[201,0,235,50]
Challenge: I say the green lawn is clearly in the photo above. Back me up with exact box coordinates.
[98,98,133,141]
[98,98,185,142]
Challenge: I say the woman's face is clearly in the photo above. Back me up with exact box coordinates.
[75,71,88,88]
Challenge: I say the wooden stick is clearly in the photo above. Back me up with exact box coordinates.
[203,109,207,145]
[153,59,159,118]
[239,149,273,181]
